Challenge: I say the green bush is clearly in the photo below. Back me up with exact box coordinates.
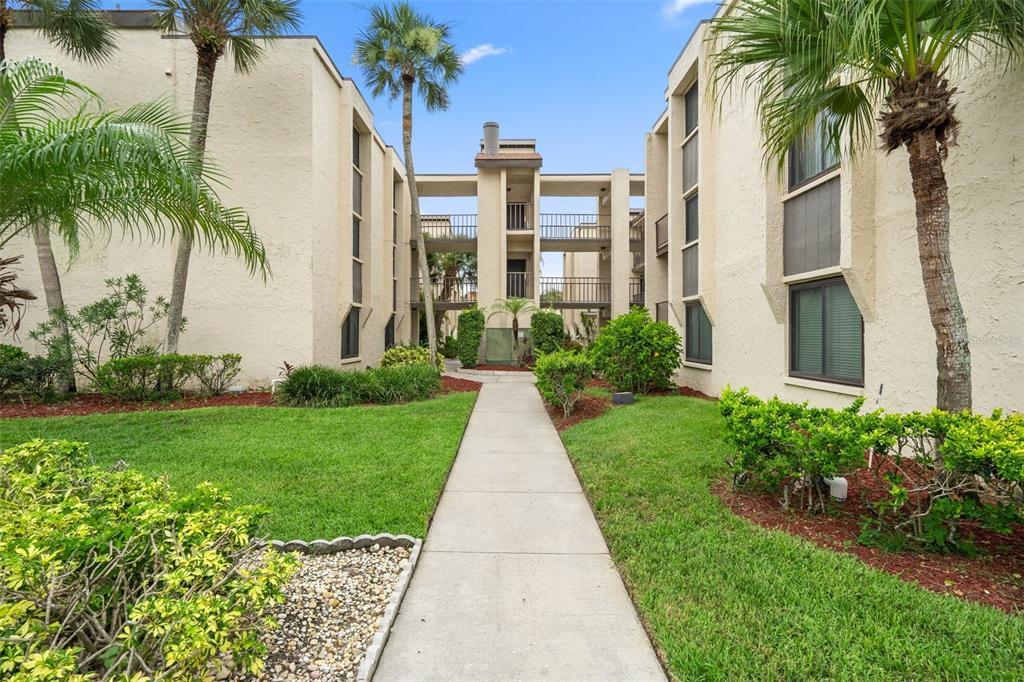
[0,346,61,401]
[440,335,460,359]
[530,310,566,356]
[380,344,432,368]
[590,307,681,393]
[0,439,296,680]
[0,344,30,394]
[721,387,1024,552]
[534,350,593,417]
[276,363,441,407]
[456,306,485,368]
[192,353,243,395]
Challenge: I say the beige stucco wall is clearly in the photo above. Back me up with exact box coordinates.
[647,24,1024,413]
[6,27,408,386]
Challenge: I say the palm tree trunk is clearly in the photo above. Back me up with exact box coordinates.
[32,225,74,391]
[403,76,437,364]
[165,50,218,353]
[906,129,971,412]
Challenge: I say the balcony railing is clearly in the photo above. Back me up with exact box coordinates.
[539,214,610,241]
[629,277,644,306]
[507,203,532,230]
[411,277,477,305]
[632,249,645,270]
[629,211,645,241]
[418,214,477,241]
[655,213,669,255]
[539,277,610,306]
[507,272,532,298]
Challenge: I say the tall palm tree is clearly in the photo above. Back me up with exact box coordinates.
[709,0,1024,412]
[355,1,463,365]
[0,0,115,370]
[488,297,536,364]
[1,59,267,326]
[153,0,302,353]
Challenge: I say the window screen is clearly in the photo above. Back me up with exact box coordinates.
[685,302,712,364]
[790,277,863,385]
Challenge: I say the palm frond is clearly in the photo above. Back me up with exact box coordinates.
[15,0,117,62]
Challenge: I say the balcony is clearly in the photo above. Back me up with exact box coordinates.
[632,249,645,271]
[507,202,532,230]
[410,277,478,309]
[538,277,610,308]
[506,272,532,299]
[629,277,644,306]
[412,214,477,251]
[629,210,645,244]
[655,213,668,256]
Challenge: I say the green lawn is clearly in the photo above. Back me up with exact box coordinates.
[0,393,476,541]
[561,395,1024,680]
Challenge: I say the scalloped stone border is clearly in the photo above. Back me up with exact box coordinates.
[263,533,422,682]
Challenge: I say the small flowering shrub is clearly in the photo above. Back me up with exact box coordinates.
[534,350,593,417]
[589,308,681,393]
[0,439,296,680]
[380,344,432,368]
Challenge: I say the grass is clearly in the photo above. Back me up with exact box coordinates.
[0,393,476,541]
[561,395,1024,680]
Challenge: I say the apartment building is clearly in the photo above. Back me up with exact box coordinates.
[8,12,412,386]
[643,20,1024,412]
[416,123,644,362]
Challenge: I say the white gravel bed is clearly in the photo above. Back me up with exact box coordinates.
[233,544,409,682]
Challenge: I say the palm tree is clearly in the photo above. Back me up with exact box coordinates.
[709,0,1024,413]
[0,0,115,366]
[1,59,267,332]
[355,1,463,365]
[0,255,35,335]
[153,0,302,353]
[488,297,536,364]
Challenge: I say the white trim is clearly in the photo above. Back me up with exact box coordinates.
[781,167,840,203]
[782,265,843,285]
[784,376,864,397]
[339,357,362,366]
[682,361,712,371]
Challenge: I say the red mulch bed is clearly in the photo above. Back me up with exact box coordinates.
[0,391,274,419]
[714,477,1024,613]
[442,375,482,393]
[470,364,533,372]
[547,394,612,432]
[677,385,717,401]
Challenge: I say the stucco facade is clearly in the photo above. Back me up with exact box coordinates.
[7,13,411,386]
[643,20,1024,412]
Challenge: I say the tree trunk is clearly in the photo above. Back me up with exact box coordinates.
[404,76,437,365]
[165,50,218,353]
[906,129,971,412]
[0,0,9,62]
[32,226,74,392]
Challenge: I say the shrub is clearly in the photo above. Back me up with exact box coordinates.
[0,344,29,393]
[0,439,296,680]
[456,306,485,368]
[29,274,183,386]
[590,308,681,393]
[0,345,60,400]
[440,335,460,359]
[534,350,593,417]
[380,344,432,368]
[531,310,565,356]
[275,363,441,407]
[95,354,165,401]
[192,353,243,395]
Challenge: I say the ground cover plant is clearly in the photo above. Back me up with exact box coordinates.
[0,392,476,540]
[561,395,1024,678]
[0,439,296,680]
[275,363,441,407]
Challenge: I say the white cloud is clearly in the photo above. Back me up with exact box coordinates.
[662,0,716,19]
[460,44,509,66]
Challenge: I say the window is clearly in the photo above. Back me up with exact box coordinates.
[788,111,838,189]
[353,216,361,259]
[353,261,363,304]
[655,301,669,323]
[352,126,361,167]
[384,314,396,350]
[685,194,698,243]
[682,245,698,297]
[353,172,363,216]
[789,277,863,385]
[684,82,698,136]
[341,307,360,359]
[682,136,698,191]
[685,302,712,364]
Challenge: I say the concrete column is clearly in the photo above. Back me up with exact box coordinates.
[476,168,504,313]
[609,168,630,317]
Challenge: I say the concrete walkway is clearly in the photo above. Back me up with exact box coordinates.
[374,375,665,681]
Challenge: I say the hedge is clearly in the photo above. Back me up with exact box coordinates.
[456,307,485,368]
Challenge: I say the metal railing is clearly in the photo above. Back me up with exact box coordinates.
[629,277,645,306]
[411,277,478,304]
[655,213,669,254]
[539,277,610,305]
[418,214,477,240]
[507,203,532,230]
[506,272,532,298]
[538,214,610,241]
[629,211,645,241]
[632,249,645,270]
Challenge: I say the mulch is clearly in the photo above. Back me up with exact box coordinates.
[547,393,612,432]
[0,391,274,419]
[441,375,482,393]
[713,477,1024,613]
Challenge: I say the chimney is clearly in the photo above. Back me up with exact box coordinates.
[483,122,499,155]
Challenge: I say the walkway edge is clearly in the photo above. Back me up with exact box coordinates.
[358,538,424,682]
